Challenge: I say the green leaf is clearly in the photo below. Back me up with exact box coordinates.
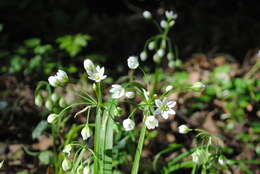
[24,38,41,48]
[32,120,48,139]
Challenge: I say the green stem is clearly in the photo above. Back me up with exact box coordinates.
[191,164,197,174]
[131,115,147,174]
[245,60,260,79]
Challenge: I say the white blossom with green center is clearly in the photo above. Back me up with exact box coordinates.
[88,66,107,82]
[154,98,176,119]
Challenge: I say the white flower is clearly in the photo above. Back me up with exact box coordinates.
[123,118,135,131]
[178,124,191,134]
[125,91,135,99]
[81,126,92,140]
[160,20,168,28]
[127,56,139,69]
[109,84,125,99]
[84,59,95,74]
[48,76,59,87]
[148,41,156,50]
[154,98,176,119]
[145,116,158,129]
[83,166,91,174]
[62,158,71,171]
[47,114,59,123]
[169,20,175,27]
[56,70,69,83]
[157,49,165,57]
[140,51,147,61]
[143,11,152,19]
[165,85,173,92]
[88,66,107,82]
[63,144,72,155]
[48,70,69,87]
[165,10,178,20]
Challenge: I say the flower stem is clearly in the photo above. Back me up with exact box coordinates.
[131,114,147,174]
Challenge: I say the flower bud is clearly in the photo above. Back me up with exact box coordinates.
[47,114,59,124]
[81,126,92,140]
[127,56,139,69]
[142,11,152,19]
[140,51,147,61]
[157,49,165,57]
[191,82,206,91]
[84,59,95,75]
[160,20,168,29]
[63,144,72,155]
[148,41,156,50]
[192,149,211,165]
[35,95,43,107]
[83,166,91,174]
[51,93,59,102]
[62,158,71,171]
[45,99,53,110]
[153,54,161,63]
[218,156,226,166]
[93,83,96,91]
[145,116,159,129]
[168,60,175,68]
[165,85,173,92]
[178,124,191,134]
[123,118,135,131]
[77,165,84,174]
[48,76,59,87]
[56,70,69,84]
[59,97,67,108]
[125,91,135,99]
[167,52,174,60]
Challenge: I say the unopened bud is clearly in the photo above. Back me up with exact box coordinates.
[62,158,71,171]
[47,114,59,124]
[191,82,206,91]
[35,95,43,107]
[45,99,53,110]
[81,126,92,140]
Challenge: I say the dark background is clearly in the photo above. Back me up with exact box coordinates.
[1,0,260,64]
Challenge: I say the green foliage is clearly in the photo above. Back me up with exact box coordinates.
[56,34,91,57]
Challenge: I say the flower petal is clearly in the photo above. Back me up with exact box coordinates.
[155,99,162,107]
[167,101,176,108]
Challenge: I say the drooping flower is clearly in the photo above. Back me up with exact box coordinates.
[154,98,176,119]
[127,56,139,69]
[123,118,135,131]
[140,51,147,61]
[145,116,158,129]
[88,66,107,82]
[109,84,125,99]
[45,99,53,110]
[178,124,191,134]
[157,49,165,57]
[47,114,59,123]
[148,41,156,50]
[62,158,71,171]
[35,95,43,107]
[81,126,92,140]
[51,93,59,102]
[160,20,168,29]
[218,156,226,166]
[63,144,72,155]
[143,11,152,19]
[48,76,60,87]
[125,91,135,99]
